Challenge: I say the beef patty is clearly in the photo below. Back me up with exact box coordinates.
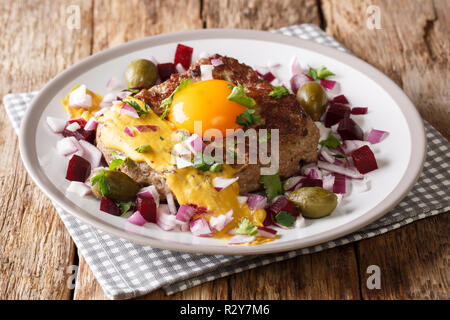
[96,54,319,198]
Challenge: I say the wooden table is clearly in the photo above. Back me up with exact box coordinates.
[0,0,448,300]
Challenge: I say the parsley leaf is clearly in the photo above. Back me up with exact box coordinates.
[119,202,134,216]
[275,211,296,227]
[227,82,256,108]
[160,79,191,119]
[90,169,110,197]
[209,163,223,172]
[268,86,289,99]
[236,109,260,129]
[135,145,151,153]
[236,218,258,236]
[127,88,141,94]
[259,172,284,201]
[110,150,127,160]
[307,66,335,80]
[333,154,347,159]
[259,132,271,143]
[193,152,215,171]
[319,132,341,149]
[124,100,150,117]
[109,158,125,170]
[159,136,164,141]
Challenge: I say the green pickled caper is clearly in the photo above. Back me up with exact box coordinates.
[91,170,140,202]
[288,187,337,219]
[124,59,158,89]
[296,82,328,121]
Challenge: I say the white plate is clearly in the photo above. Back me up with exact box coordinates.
[19,29,426,255]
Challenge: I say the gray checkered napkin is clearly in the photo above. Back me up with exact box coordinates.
[3,24,449,299]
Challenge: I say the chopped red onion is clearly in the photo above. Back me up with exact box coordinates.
[290,56,304,75]
[137,185,160,206]
[212,177,239,191]
[117,91,132,99]
[320,147,336,164]
[66,181,92,197]
[185,134,205,154]
[166,193,177,215]
[367,129,389,144]
[120,104,139,118]
[320,79,337,90]
[134,125,158,132]
[228,234,255,245]
[127,211,147,226]
[284,176,304,191]
[57,137,79,156]
[317,160,364,179]
[84,118,98,131]
[94,108,107,117]
[341,140,370,155]
[176,204,195,223]
[246,194,267,210]
[46,116,66,133]
[322,175,335,191]
[190,218,213,237]
[211,58,223,66]
[256,227,277,238]
[209,210,233,231]
[78,140,102,169]
[124,126,135,137]
[156,205,177,231]
[175,63,186,74]
[290,73,312,94]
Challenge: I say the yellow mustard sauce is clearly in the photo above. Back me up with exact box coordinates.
[61,85,102,120]
[64,89,274,245]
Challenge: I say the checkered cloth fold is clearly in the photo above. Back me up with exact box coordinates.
[3,24,449,300]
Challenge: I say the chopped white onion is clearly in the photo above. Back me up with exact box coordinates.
[166,193,177,215]
[176,156,193,169]
[66,181,92,197]
[209,210,233,231]
[56,137,78,156]
[200,64,214,81]
[68,85,92,108]
[46,116,66,133]
[176,63,186,73]
[212,177,239,191]
[84,117,98,131]
[65,122,81,132]
[294,215,306,228]
[78,140,102,168]
[237,196,248,205]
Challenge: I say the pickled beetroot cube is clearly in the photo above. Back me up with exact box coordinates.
[351,145,378,174]
[136,196,157,223]
[268,196,299,217]
[174,44,193,70]
[157,63,177,81]
[301,178,323,188]
[337,118,364,140]
[351,107,368,115]
[324,102,351,128]
[62,119,95,143]
[256,71,275,82]
[100,197,121,216]
[331,94,349,105]
[66,154,91,182]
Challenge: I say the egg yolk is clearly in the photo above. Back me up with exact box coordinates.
[168,79,247,138]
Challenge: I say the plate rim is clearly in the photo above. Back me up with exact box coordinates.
[19,28,426,255]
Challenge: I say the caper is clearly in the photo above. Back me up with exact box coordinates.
[91,170,140,202]
[288,187,337,219]
[296,82,328,121]
[124,59,158,89]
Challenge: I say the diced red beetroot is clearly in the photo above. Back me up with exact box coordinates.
[62,119,95,143]
[136,196,157,223]
[157,63,177,81]
[301,178,323,188]
[351,107,368,115]
[337,118,364,140]
[65,154,91,182]
[324,102,351,128]
[174,44,193,70]
[268,196,299,217]
[100,197,122,216]
[351,145,378,174]
[333,173,346,194]
[256,71,276,82]
[331,94,349,105]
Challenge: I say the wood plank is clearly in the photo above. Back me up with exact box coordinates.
[0,0,93,299]
[322,0,450,299]
[73,0,203,300]
[203,0,321,29]
[229,245,360,299]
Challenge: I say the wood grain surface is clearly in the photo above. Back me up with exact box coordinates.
[0,0,448,300]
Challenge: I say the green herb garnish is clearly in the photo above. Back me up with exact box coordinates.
[259,132,271,143]
[110,150,127,160]
[227,82,256,108]
[159,136,164,141]
[193,152,215,171]
[127,88,141,94]
[90,169,109,196]
[236,218,258,236]
[333,154,347,159]
[160,79,191,119]
[135,145,151,153]
[268,86,289,99]
[275,211,296,227]
[307,66,335,81]
[236,109,260,129]
[259,172,284,201]
[109,158,125,170]
[209,163,223,172]
[119,202,134,216]
[124,100,150,117]
[319,132,341,149]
